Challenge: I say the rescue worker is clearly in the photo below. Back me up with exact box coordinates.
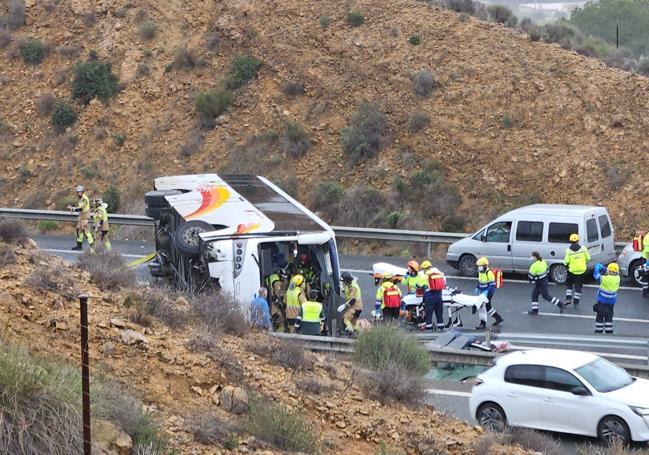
[402,260,420,295]
[92,197,111,251]
[528,251,564,315]
[642,231,649,297]
[593,263,620,334]
[67,185,94,251]
[475,257,504,329]
[421,267,446,331]
[564,233,591,308]
[340,271,363,336]
[265,263,289,331]
[375,272,402,322]
[295,289,325,335]
[250,288,272,331]
[295,252,317,291]
[283,274,306,332]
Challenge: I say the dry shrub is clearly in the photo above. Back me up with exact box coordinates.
[309,181,344,220]
[472,432,500,455]
[132,288,188,329]
[186,325,217,353]
[408,111,430,133]
[0,220,28,244]
[179,130,204,157]
[357,363,424,405]
[341,100,388,163]
[172,47,199,70]
[503,429,560,455]
[280,121,310,157]
[270,339,314,371]
[9,0,26,28]
[138,21,157,40]
[413,70,435,96]
[280,81,305,96]
[57,45,81,59]
[36,92,56,116]
[222,131,280,174]
[77,251,136,291]
[191,293,249,337]
[190,412,237,446]
[577,441,647,455]
[0,246,16,267]
[246,395,319,453]
[25,265,68,296]
[0,30,11,49]
[294,376,333,395]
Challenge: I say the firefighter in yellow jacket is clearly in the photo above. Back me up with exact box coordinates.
[283,274,306,332]
[375,272,402,322]
[67,185,94,251]
[564,233,591,308]
[92,197,111,251]
[641,231,649,297]
[340,272,363,335]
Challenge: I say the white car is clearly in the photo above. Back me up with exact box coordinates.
[469,349,649,445]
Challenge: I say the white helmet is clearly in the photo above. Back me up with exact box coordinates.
[76,185,84,193]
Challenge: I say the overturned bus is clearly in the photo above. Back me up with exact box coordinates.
[144,174,342,326]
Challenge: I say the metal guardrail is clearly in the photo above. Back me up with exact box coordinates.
[0,208,630,253]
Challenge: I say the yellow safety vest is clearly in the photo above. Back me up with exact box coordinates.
[642,233,649,260]
[564,246,590,275]
[77,194,90,216]
[301,301,323,323]
[285,285,303,319]
[344,281,362,302]
[93,206,110,231]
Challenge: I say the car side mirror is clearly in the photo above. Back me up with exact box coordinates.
[480,233,487,242]
[571,386,590,396]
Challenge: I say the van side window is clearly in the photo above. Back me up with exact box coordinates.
[485,222,512,243]
[599,215,612,238]
[587,219,599,243]
[548,223,579,243]
[516,221,543,242]
[504,364,544,388]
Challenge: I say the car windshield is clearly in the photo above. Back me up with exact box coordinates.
[575,358,635,392]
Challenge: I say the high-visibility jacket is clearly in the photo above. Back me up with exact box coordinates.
[563,245,590,275]
[597,274,620,305]
[75,194,91,220]
[415,271,429,292]
[375,281,402,309]
[344,281,362,306]
[528,259,549,282]
[402,274,419,294]
[478,269,496,295]
[93,205,110,231]
[643,233,649,260]
[284,284,305,319]
[295,300,324,335]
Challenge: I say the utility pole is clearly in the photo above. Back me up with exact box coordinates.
[616,19,619,49]
[79,294,91,455]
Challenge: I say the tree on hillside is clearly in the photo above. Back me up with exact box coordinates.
[571,0,649,57]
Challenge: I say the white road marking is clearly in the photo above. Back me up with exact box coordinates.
[521,311,649,324]
[425,389,472,398]
[341,268,641,291]
[42,248,145,259]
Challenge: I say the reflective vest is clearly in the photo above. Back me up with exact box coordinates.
[528,259,548,281]
[301,300,323,323]
[93,206,110,231]
[265,273,280,288]
[285,285,303,319]
[564,246,590,275]
[478,269,496,291]
[376,281,401,308]
[643,233,649,260]
[597,274,620,305]
[344,281,362,304]
[415,271,428,293]
[77,194,90,219]
[402,274,419,294]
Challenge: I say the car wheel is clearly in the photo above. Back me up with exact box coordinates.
[476,402,507,432]
[144,189,182,208]
[458,254,477,277]
[630,259,647,288]
[550,264,567,284]
[174,220,213,258]
[598,416,630,446]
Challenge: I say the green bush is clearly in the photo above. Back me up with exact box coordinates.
[354,325,430,375]
[443,0,477,14]
[346,10,365,27]
[102,186,120,212]
[51,101,77,133]
[71,59,119,104]
[194,88,232,128]
[223,55,262,90]
[19,38,45,65]
[319,16,331,29]
[335,187,390,228]
[542,21,583,45]
[341,100,388,163]
[280,122,310,157]
[501,113,513,129]
[138,20,157,40]
[487,5,514,24]
[408,111,430,133]
[408,34,421,45]
[310,181,345,219]
[36,220,58,233]
[413,70,435,96]
[246,395,319,452]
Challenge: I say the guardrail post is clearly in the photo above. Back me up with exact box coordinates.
[427,242,432,258]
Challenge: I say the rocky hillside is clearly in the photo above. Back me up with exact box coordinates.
[0,236,532,454]
[1,0,648,236]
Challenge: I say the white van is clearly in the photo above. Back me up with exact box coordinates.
[446,204,615,283]
[144,174,342,316]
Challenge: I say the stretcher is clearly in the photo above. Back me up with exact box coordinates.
[402,291,488,328]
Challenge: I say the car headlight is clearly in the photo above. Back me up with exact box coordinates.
[630,406,649,416]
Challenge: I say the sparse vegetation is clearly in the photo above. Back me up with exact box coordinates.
[341,100,388,163]
[223,55,262,90]
[137,62,151,77]
[78,251,135,290]
[172,47,199,70]
[0,220,28,244]
[179,130,204,157]
[246,395,320,453]
[487,5,514,25]
[138,20,157,40]
[605,161,630,190]
[408,111,430,133]
[194,88,232,128]
[8,0,25,28]
[36,220,58,233]
[310,181,345,219]
[25,264,68,296]
[129,288,188,329]
[413,70,435,96]
[501,113,513,129]
[36,92,56,116]
[280,81,305,96]
[319,16,331,29]
[408,34,421,45]
[0,30,12,49]
[346,10,365,27]
[205,33,219,50]
[113,132,126,147]
[0,246,16,267]
[280,121,310,157]
[502,429,560,455]
[191,412,237,446]
[295,376,334,395]
[190,293,249,337]
[19,38,45,65]
[102,185,120,211]
[71,58,120,104]
[51,101,77,133]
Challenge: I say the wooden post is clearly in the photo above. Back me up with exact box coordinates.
[79,293,91,455]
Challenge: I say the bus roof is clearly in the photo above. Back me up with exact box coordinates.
[154,174,327,235]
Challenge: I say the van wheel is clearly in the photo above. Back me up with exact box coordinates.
[630,259,647,288]
[458,254,477,277]
[476,402,507,432]
[598,416,630,446]
[174,221,213,258]
[550,264,567,284]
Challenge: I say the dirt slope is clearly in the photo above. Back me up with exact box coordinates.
[0,241,531,454]
[1,0,648,236]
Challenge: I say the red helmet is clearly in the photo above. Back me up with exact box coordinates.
[298,252,310,265]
